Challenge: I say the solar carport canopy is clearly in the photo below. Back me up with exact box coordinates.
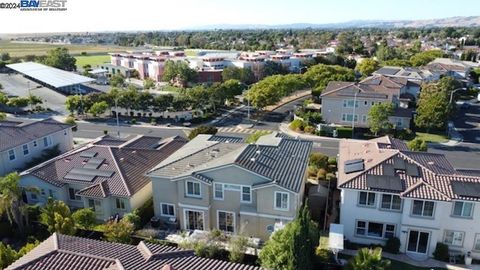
[6,62,95,88]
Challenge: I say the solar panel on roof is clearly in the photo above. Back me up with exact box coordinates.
[452,181,480,198]
[406,163,419,177]
[69,167,114,178]
[366,175,403,191]
[344,159,364,174]
[393,156,406,170]
[80,151,97,158]
[383,164,395,176]
[64,173,95,182]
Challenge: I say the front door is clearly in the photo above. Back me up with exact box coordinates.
[407,230,430,254]
[185,210,204,231]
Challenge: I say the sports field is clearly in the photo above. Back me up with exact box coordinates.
[75,54,111,69]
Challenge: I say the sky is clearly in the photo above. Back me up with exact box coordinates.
[0,0,479,34]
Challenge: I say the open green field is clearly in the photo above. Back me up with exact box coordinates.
[75,54,110,69]
[0,39,131,57]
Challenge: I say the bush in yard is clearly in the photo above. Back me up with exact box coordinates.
[315,248,333,263]
[304,125,316,134]
[336,127,353,138]
[309,153,329,170]
[229,235,249,263]
[347,247,390,270]
[192,241,223,259]
[290,119,306,131]
[123,209,141,230]
[64,116,77,131]
[407,138,428,152]
[246,130,271,143]
[433,242,449,262]
[72,208,96,230]
[384,237,401,254]
[188,125,218,140]
[104,219,134,244]
[316,168,327,181]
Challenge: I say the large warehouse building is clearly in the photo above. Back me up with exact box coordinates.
[6,62,95,94]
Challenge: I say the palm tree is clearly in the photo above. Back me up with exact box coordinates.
[0,172,37,233]
[347,247,391,270]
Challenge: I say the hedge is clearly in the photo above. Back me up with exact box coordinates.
[336,127,353,138]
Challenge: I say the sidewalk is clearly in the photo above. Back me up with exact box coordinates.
[341,249,479,270]
[278,122,341,141]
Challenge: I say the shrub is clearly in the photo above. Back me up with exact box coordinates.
[192,241,222,259]
[123,209,141,230]
[103,130,108,135]
[131,118,137,124]
[326,173,336,181]
[309,153,329,170]
[317,169,327,181]
[316,248,333,263]
[150,118,156,125]
[64,116,77,131]
[408,138,428,152]
[188,125,218,140]
[384,237,401,254]
[304,125,316,134]
[103,219,134,244]
[289,119,306,131]
[395,129,414,140]
[229,235,248,263]
[246,130,271,143]
[72,208,96,230]
[336,127,353,138]
[137,198,154,227]
[433,242,449,262]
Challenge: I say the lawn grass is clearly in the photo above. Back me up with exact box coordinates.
[339,253,446,270]
[0,39,132,58]
[75,54,110,69]
[415,132,448,143]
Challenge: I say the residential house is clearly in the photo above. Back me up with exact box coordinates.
[373,66,436,91]
[6,233,263,270]
[0,119,74,176]
[425,58,480,83]
[147,133,312,240]
[338,136,480,259]
[19,135,187,220]
[320,75,414,130]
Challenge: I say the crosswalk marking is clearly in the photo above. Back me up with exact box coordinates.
[217,127,274,134]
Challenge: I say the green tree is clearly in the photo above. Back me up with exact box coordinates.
[247,74,306,108]
[303,64,355,96]
[259,205,318,270]
[27,94,43,107]
[143,78,156,89]
[118,85,139,115]
[0,242,17,269]
[6,97,30,108]
[346,247,391,270]
[88,101,109,117]
[0,172,36,233]
[110,74,125,87]
[368,103,394,136]
[162,60,197,85]
[219,79,244,101]
[72,208,96,230]
[409,50,445,67]
[356,58,379,77]
[104,219,134,244]
[222,66,254,84]
[309,152,329,171]
[0,52,10,61]
[0,92,8,104]
[407,138,428,152]
[188,125,218,140]
[0,112,6,121]
[41,47,76,71]
[65,95,83,115]
[40,198,76,235]
[123,209,141,230]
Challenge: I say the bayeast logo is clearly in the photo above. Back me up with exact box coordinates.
[20,0,67,11]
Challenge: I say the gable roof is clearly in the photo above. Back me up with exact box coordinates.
[321,75,405,100]
[6,233,263,270]
[22,135,187,198]
[0,118,72,152]
[148,133,312,193]
[338,136,480,202]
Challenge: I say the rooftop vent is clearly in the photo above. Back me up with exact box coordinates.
[80,151,97,158]
[256,150,261,155]
[250,157,256,162]
[427,161,435,165]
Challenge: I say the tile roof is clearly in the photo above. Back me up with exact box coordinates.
[148,133,312,193]
[6,233,263,270]
[22,135,187,198]
[338,136,480,201]
[0,118,72,152]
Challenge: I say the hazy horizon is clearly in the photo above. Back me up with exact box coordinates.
[0,0,479,34]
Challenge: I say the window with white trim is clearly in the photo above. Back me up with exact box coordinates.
[22,144,29,156]
[355,220,396,239]
[241,186,251,203]
[218,211,235,233]
[68,188,81,201]
[115,198,126,210]
[380,194,401,210]
[186,181,201,197]
[412,200,435,217]
[214,183,223,200]
[43,136,51,147]
[343,99,359,108]
[452,201,473,218]
[275,192,289,210]
[474,234,480,251]
[160,203,175,217]
[443,230,464,246]
[341,113,358,122]
[8,149,15,161]
[358,192,376,207]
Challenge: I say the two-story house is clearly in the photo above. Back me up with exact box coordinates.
[373,66,432,94]
[146,133,312,240]
[425,58,480,84]
[20,135,187,220]
[320,75,414,129]
[338,136,480,259]
[0,119,74,176]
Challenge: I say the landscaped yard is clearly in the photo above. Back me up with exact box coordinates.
[75,54,110,69]
[415,132,448,143]
[339,253,446,270]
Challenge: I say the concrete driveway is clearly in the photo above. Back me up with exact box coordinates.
[0,73,68,115]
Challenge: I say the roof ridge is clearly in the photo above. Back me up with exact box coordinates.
[320,81,356,97]
[118,134,144,148]
[108,147,132,196]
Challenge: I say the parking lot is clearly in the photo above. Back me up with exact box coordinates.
[0,73,68,115]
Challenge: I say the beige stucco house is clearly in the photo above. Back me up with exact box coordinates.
[0,119,74,176]
[20,135,186,220]
[321,75,414,130]
[147,133,312,240]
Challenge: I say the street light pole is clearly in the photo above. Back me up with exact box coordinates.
[115,98,120,138]
[351,90,359,138]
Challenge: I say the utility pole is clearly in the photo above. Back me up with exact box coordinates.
[115,98,120,138]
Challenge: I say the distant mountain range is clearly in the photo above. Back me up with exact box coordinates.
[186,16,480,30]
